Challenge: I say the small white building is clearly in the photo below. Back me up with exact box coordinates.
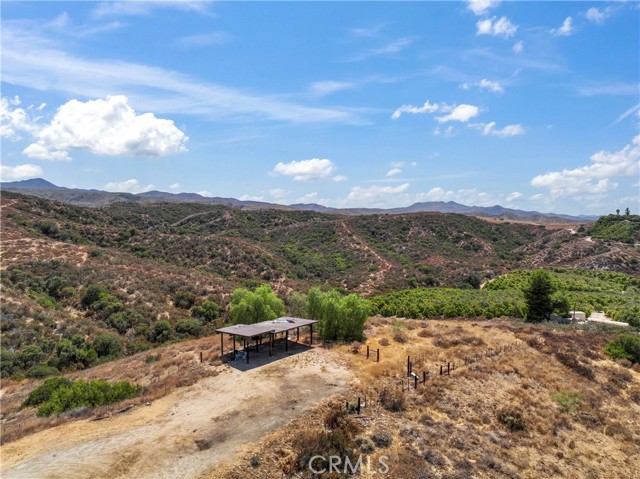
[571,311,586,321]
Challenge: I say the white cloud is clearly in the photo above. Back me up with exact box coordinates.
[103,179,155,194]
[0,96,41,140]
[177,32,232,47]
[513,41,524,53]
[586,7,610,24]
[346,183,410,205]
[2,24,359,125]
[168,183,180,190]
[553,17,575,36]
[239,194,264,201]
[269,188,289,199]
[433,125,455,137]
[296,192,318,203]
[530,193,545,201]
[272,158,336,181]
[436,104,479,123]
[462,79,504,94]
[348,37,416,62]
[197,190,213,197]
[309,81,356,97]
[531,135,640,198]
[22,95,188,161]
[92,1,211,18]
[0,163,44,181]
[386,168,402,177]
[611,103,640,127]
[476,16,518,38]
[391,100,440,120]
[506,191,523,202]
[332,174,348,183]
[478,79,504,94]
[479,122,525,137]
[467,0,500,16]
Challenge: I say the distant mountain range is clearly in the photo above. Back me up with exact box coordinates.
[1,178,598,223]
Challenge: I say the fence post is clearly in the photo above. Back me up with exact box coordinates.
[423,371,426,384]
[357,397,361,415]
[440,364,443,376]
[407,356,411,376]
[377,349,380,363]
[200,352,203,363]
[447,362,450,375]
[367,345,370,359]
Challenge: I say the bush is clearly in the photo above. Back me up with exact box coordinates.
[173,290,197,309]
[497,409,527,431]
[604,334,640,363]
[26,365,61,379]
[81,284,109,308]
[34,379,141,417]
[22,377,73,407]
[378,386,406,412]
[92,334,122,359]
[190,300,220,323]
[175,318,204,337]
[149,320,173,343]
[107,309,143,334]
[370,430,392,448]
[393,331,408,343]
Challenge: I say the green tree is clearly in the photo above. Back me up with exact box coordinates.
[229,284,285,324]
[307,288,370,341]
[190,300,221,323]
[625,207,631,216]
[286,291,308,318]
[176,318,204,337]
[603,334,640,363]
[92,334,122,358]
[524,270,555,322]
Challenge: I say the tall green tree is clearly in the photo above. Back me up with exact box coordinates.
[306,288,370,341]
[524,270,555,322]
[229,284,285,324]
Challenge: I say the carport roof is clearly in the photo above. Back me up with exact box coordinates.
[215,317,317,338]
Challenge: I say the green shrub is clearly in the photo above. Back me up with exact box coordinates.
[190,300,220,323]
[92,334,122,358]
[175,318,204,337]
[22,377,73,407]
[34,379,140,417]
[26,365,61,379]
[603,334,640,363]
[149,320,173,343]
[81,284,109,308]
[173,290,197,309]
[551,389,584,414]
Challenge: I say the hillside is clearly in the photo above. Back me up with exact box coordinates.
[1,191,639,378]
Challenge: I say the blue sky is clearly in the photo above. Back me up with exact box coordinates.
[1,0,638,215]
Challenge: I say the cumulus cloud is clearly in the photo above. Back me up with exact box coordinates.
[197,190,213,197]
[168,183,180,190]
[103,179,155,194]
[586,7,610,24]
[0,96,42,140]
[553,17,575,36]
[479,122,525,137]
[332,175,348,183]
[272,158,336,181]
[531,135,640,198]
[309,81,356,97]
[433,125,455,137]
[0,163,44,181]
[296,192,318,203]
[22,96,188,161]
[391,101,440,120]
[386,168,402,177]
[269,188,289,199]
[239,194,264,201]
[513,41,524,53]
[476,16,518,38]
[467,0,500,16]
[436,104,479,123]
[506,191,523,202]
[346,183,410,205]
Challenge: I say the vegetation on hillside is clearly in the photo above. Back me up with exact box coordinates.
[589,213,640,243]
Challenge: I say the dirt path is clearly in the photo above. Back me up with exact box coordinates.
[2,348,351,479]
[339,220,392,294]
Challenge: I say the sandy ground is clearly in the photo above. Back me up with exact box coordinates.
[587,311,629,327]
[1,346,351,479]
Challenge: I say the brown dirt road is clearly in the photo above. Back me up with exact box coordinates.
[1,348,351,479]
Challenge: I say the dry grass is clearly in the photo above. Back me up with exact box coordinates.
[0,336,223,444]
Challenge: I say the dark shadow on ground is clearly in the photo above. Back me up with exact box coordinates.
[223,339,314,371]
